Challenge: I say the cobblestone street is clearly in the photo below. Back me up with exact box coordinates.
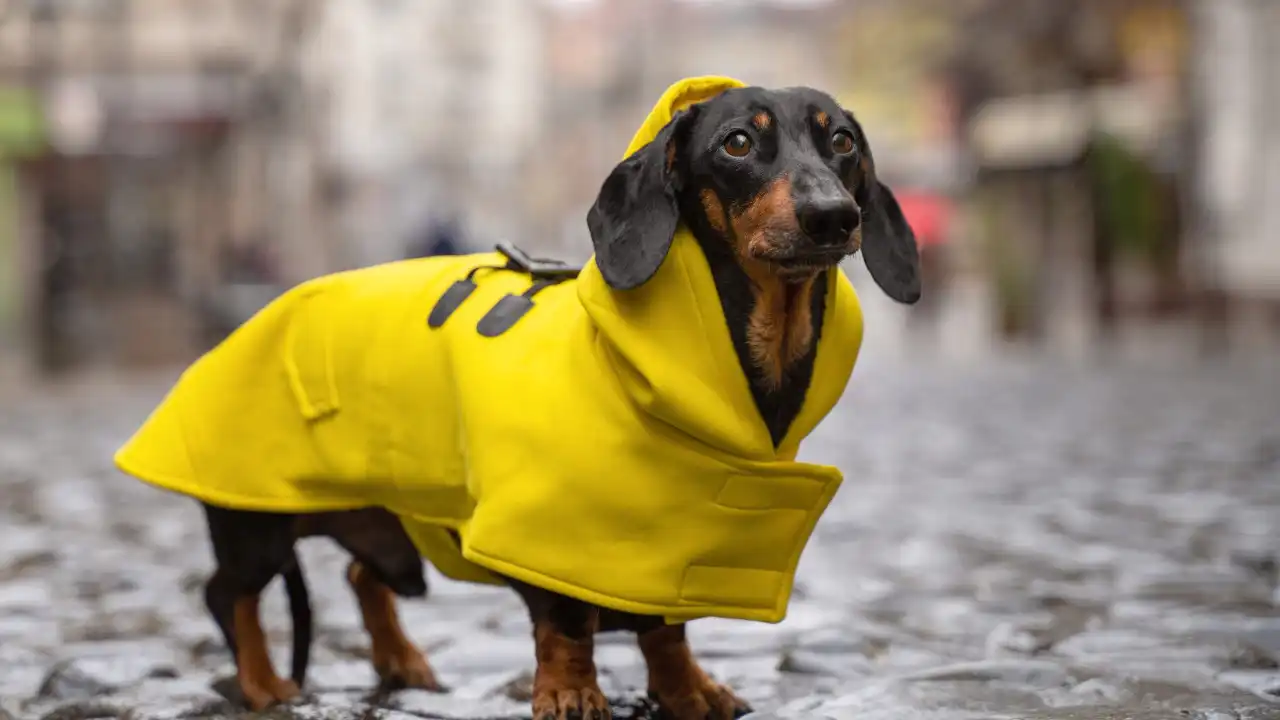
[2,344,1280,720]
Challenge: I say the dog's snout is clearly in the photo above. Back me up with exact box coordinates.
[796,198,859,246]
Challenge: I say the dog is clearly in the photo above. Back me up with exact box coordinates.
[113,76,919,720]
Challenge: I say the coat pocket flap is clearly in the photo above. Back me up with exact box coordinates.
[283,288,341,421]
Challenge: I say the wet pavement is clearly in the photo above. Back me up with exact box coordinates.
[2,349,1279,720]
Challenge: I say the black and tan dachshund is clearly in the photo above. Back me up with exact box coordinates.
[198,84,919,719]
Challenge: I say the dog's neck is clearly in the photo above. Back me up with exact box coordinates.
[686,220,828,448]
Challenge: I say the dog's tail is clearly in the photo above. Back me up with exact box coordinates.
[282,550,312,687]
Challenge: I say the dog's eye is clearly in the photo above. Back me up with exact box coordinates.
[831,130,855,156]
[723,132,753,158]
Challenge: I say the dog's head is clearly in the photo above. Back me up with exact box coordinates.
[587,85,921,303]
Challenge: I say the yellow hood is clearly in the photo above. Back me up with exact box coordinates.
[113,76,865,624]
[579,75,857,460]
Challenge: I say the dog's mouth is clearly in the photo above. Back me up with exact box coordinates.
[762,246,854,281]
[746,227,859,281]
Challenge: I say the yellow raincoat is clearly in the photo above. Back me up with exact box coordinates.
[114,76,865,624]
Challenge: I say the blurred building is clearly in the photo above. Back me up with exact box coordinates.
[0,0,548,375]
[949,0,1280,346]
[1194,0,1280,303]
[950,0,1195,344]
[303,0,546,268]
[530,0,959,260]
[0,0,325,372]
[1,0,1275,378]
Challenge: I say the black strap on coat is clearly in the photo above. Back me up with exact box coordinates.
[427,243,582,335]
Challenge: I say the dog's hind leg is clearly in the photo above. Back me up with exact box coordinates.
[203,568,239,658]
[202,504,303,710]
[321,508,441,691]
[346,559,442,691]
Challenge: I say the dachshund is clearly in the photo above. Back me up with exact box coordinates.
[187,83,918,719]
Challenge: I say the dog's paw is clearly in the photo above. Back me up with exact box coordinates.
[649,682,751,720]
[240,676,301,711]
[531,684,611,720]
[376,647,446,692]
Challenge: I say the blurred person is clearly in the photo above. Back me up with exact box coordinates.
[407,214,465,259]
[37,196,77,374]
[219,238,278,285]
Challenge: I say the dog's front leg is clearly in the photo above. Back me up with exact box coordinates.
[638,623,751,720]
[514,582,610,720]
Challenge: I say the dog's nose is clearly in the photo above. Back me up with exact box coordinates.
[797,199,860,246]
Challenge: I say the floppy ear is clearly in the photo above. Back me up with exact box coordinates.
[587,108,697,290]
[846,117,921,304]
[861,179,922,304]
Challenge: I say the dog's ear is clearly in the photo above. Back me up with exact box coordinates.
[845,115,921,305]
[587,107,698,290]
[861,179,922,304]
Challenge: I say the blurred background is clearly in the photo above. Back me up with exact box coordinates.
[0,0,1276,381]
[3,3,1280,717]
